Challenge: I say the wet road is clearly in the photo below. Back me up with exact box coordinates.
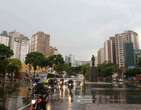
[45,82,141,110]
[1,81,141,110]
[0,80,31,110]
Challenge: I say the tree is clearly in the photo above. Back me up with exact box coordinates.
[54,64,65,74]
[80,64,91,80]
[7,58,21,80]
[0,44,13,76]
[40,57,49,70]
[47,54,65,74]
[25,52,45,75]
[97,63,117,77]
[125,68,141,78]
[138,57,141,67]
[63,63,72,75]
[0,44,13,60]
[0,59,9,76]
[47,54,64,66]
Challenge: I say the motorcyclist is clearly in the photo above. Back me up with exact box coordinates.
[68,80,73,89]
[33,82,46,95]
[48,79,55,94]
[36,95,46,110]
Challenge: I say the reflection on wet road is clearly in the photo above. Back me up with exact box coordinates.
[1,81,141,110]
[0,81,31,110]
[46,87,86,110]
[45,82,141,110]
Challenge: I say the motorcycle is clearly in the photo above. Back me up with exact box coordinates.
[29,94,46,110]
[68,80,73,95]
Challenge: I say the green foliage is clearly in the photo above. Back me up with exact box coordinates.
[97,63,117,77]
[138,57,141,66]
[65,66,81,76]
[7,58,21,74]
[0,59,9,75]
[63,63,90,78]
[47,54,64,66]
[25,53,65,74]
[80,64,90,74]
[125,68,141,77]
[54,64,64,73]
[80,64,91,79]
[25,52,45,71]
[0,44,13,75]
[63,64,71,73]
[0,44,13,60]
[71,66,81,74]
[47,54,65,74]
[40,57,49,68]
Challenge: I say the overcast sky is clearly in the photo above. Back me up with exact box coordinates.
[0,0,141,60]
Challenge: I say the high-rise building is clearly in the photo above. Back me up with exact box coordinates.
[109,37,116,64]
[134,49,141,65]
[97,30,139,68]
[30,32,50,55]
[115,31,139,67]
[46,46,58,57]
[104,40,113,63]
[103,37,116,64]
[124,42,135,67]
[0,35,9,46]
[0,31,9,37]
[65,54,75,67]
[97,48,105,64]
[9,31,29,62]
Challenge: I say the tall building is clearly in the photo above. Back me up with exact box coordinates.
[97,30,139,68]
[134,49,141,65]
[109,37,116,64]
[103,37,116,64]
[46,46,58,57]
[97,48,105,64]
[30,32,50,55]
[0,35,9,46]
[104,40,113,63]
[124,42,135,67]
[9,32,29,62]
[65,54,75,67]
[115,31,139,67]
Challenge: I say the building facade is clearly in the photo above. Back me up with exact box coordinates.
[46,46,58,57]
[97,30,139,68]
[109,37,116,64]
[104,39,113,63]
[115,31,139,67]
[30,32,50,55]
[0,35,9,46]
[124,42,135,67]
[9,32,29,62]
[134,49,141,65]
[97,48,105,64]
[65,54,76,67]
